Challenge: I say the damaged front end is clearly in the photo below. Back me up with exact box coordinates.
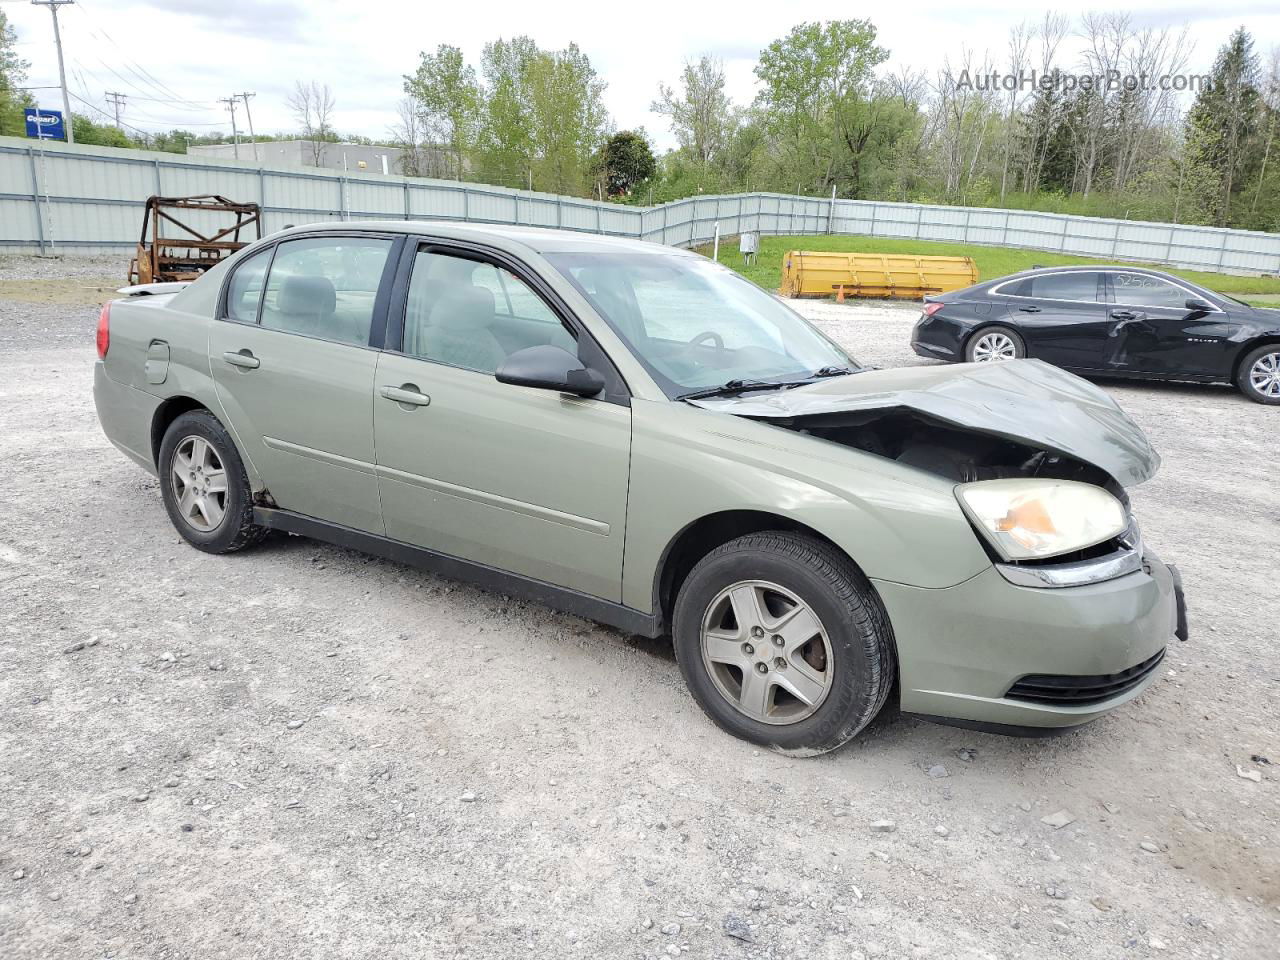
[690,359,1162,585]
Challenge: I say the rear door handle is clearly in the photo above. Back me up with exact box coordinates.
[1018,306,1041,313]
[1111,310,1138,320]
[222,350,260,370]
[379,384,431,407]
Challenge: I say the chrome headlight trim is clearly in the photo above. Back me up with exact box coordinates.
[996,523,1143,588]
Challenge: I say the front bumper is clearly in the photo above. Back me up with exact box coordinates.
[873,551,1182,730]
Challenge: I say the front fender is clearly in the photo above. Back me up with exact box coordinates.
[620,400,991,612]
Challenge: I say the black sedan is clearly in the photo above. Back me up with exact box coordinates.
[911,265,1280,404]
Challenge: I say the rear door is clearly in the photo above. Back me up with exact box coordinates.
[1104,271,1239,378]
[999,271,1109,369]
[372,243,632,601]
[208,233,400,533]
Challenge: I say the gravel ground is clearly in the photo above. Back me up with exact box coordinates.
[1,257,1277,960]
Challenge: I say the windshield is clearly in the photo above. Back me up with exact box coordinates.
[546,252,857,398]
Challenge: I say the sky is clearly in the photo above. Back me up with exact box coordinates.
[5,0,1278,150]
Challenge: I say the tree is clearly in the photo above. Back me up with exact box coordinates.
[476,36,539,188]
[592,130,656,196]
[652,56,738,178]
[525,42,609,195]
[0,10,31,138]
[404,45,480,180]
[1186,27,1262,225]
[753,20,891,195]
[287,80,337,166]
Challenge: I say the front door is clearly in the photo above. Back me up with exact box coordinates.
[1004,271,1109,369]
[208,234,400,534]
[372,245,631,601]
[1104,271,1239,378]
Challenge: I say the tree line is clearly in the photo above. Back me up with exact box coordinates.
[396,17,1279,231]
[3,10,1277,231]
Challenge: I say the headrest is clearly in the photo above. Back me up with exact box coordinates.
[430,286,495,330]
[278,275,336,317]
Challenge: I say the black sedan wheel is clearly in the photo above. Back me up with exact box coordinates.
[965,325,1025,363]
[1238,345,1280,405]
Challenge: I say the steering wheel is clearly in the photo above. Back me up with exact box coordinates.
[689,330,725,350]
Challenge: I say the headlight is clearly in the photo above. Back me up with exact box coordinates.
[955,479,1127,561]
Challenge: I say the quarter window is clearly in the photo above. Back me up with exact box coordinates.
[224,247,272,323]
[1110,272,1191,309]
[1024,272,1102,302]
[258,236,393,346]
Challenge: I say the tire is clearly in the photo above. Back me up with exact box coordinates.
[158,410,269,554]
[672,532,896,755]
[1236,344,1280,405]
[965,325,1025,363]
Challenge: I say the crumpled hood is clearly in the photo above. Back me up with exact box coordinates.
[689,359,1160,487]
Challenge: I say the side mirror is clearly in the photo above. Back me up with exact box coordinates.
[496,344,605,398]
[1185,298,1213,313]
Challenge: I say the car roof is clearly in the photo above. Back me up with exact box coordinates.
[265,220,702,258]
[997,264,1173,280]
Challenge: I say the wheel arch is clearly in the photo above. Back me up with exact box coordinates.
[1231,335,1280,383]
[653,509,868,635]
[150,396,213,467]
[962,321,1024,357]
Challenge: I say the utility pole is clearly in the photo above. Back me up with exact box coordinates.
[105,91,127,131]
[31,1,76,145]
[239,92,258,162]
[219,96,240,160]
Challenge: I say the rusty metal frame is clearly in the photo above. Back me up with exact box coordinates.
[129,195,262,284]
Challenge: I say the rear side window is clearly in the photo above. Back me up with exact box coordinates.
[225,248,271,323]
[1110,272,1190,309]
[259,236,393,347]
[1025,272,1101,302]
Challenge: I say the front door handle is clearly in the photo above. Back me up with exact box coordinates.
[222,350,260,370]
[1110,310,1138,321]
[1018,306,1041,313]
[379,383,431,407]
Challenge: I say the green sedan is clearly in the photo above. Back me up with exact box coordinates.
[93,223,1186,754]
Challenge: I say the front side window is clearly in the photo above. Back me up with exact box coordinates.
[225,247,272,323]
[1110,272,1192,310]
[1024,272,1101,302]
[546,252,856,397]
[402,249,572,374]
[258,236,393,346]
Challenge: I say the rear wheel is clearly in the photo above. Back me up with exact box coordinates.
[965,325,1025,363]
[158,410,268,553]
[1237,345,1280,404]
[672,532,895,755]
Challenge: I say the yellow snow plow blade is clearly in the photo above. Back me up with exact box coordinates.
[778,251,979,300]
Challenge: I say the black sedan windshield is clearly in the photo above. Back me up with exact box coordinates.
[547,252,857,398]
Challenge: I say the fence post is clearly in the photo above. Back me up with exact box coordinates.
[1216,230,1229,270]
[27,147,46,255]
[258,168,266,212]
[1110,220,1120,259]
[462,187,470,222]
[1002,211,1010,246]
[153,157,162,195]
[963,208,972,243]
[1059,216,1070,252]
[403,181,411,220]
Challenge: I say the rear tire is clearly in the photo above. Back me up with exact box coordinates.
[672,532,896,755]
[965,325,1025,363]
[158,410,268,554]
[1236,344,1280,404]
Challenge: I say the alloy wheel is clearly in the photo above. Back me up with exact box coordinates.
[170,435,228,532]
[1248,351,1280,398]
[699,580,834,725]
[972,332,1017,362]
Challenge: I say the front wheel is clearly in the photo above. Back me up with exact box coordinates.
[672,532,896,755]
[1237,345,1280,404]
[965,325,1025,363]
[158,410,269,553]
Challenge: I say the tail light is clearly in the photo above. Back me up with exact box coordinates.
[96,301,111,359]
[922,302,945,317]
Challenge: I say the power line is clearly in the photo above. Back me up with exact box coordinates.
[240,92,258,162]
